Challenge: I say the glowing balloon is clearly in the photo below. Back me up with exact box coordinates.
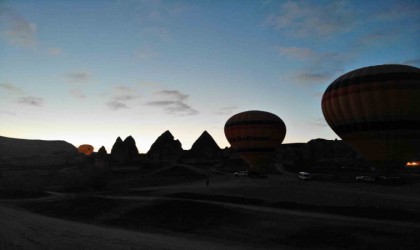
[224,110,286,173]
[78,144,94,156]
[321,64,420,172]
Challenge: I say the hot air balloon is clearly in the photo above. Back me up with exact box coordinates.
[78,144,94,156]
[224,110,286,175]
[321,64,420,173]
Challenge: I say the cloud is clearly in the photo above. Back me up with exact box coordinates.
[107,100,129,110]
[65,72,91,83]
[47,47,64,56]
[278,46,349,84]
[147,89,198,115]
[354,29,402,50]
[278,46,318,60]
[17,96,43,107]
[0,6,37,47]
[375,1,420,21]
[155,90,188,101]
[133,46,159,61]
[113,85,141,100]
[0,110,16,116]
[126,0,187,21]
[313,118,329,127]
[265,0,357,38]
[147,100,198,115]
[105,85,141,110]
[113,94,140,101]
[278,46,348,66]
[216,106,237,115]
[69,89,86,99]
[0,82,22,94]
[403,58,420,67]
[297,71,336,83]
[140,26,172,42]
[114,86,133,92]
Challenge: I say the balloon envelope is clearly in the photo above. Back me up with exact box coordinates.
[78,144,94,155]
[224,110,286,172]
[321,64,420,172]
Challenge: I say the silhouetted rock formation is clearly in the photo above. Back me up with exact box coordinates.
[110,137,125,164]
[147,130,183,162]
[0,135,78,166]
[110,136,140,165]
[95,146,109,167]
[185,131,222,162]
[124,136,139,160]
[97,146,108,156]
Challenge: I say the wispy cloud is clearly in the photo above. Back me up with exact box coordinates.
[140,26,172,42]
[265,1,357,38]
[47,47,64,56]
[107,100,129,110]
[375,1,420,22]
[403,58,420,67]
[65,72,91,83]
[126,0,187,21]
[147,89,198,116]
[216,106,237,115]
[113,94,140,101]
[313,118,329,127]
[69,89,86,99]
[0,6,37,47]
[0,82,22,94]
[105,85,141,110]
[296,71,339,83]
[155,90,188,101]
[112,85,141,100]
[125,0,187,60]
[17,96,43,107]
[278,46,349,84]
[278,46,317,60]
[133,46,159,61]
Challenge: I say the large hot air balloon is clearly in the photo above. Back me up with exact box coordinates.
[321,64,420,173]
[224,110,286,174]
[78,144,94,156]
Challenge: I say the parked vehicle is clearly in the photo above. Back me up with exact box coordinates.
[298,172,312,181]
[234,171,248,177]
[355,175,375,183]
[377,175,403,185]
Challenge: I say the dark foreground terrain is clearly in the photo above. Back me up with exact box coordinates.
[1,166,420,250]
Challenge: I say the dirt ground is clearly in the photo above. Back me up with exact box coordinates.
[2,171,420,249]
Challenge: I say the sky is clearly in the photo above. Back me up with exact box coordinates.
[1,0,419,153]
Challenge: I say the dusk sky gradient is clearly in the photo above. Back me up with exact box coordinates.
[1,0,419,152]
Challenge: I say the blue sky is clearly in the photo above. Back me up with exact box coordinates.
[1,0,419,152]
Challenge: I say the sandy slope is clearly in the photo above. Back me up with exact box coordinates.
[0,204,262,250]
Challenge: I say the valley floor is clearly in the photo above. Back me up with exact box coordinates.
[2,172,420,249]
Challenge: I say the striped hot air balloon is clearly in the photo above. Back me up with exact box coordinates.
[78,144,94,156]
[321,64,420,173]
[224,110,286,174]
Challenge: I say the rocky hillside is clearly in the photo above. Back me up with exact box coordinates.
[185,131,222,161]
[146,130,183,162]
[110,136,140,164]
[0,135,78,166]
